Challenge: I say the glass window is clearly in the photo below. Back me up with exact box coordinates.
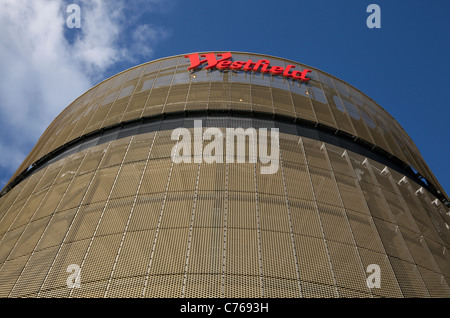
[159,57,179,70]
[316,71,335,89]
[153,68,175,88]
[333,95,346,112]
[340,95,360,120]
[127,66,145,81]
[94,80,112,98]
[270,74,289,90]
[172,69,190,85]
[190,69,210,82]
[210,69,229,82]
[333,78,350,98]
[101,90,119,106]
[140,75,157,92]
[230,70,251,84]
[144,61,161,75]
[110,71,129,89]
[251,72,270,87]
[289,80,309,97]
[309,82,327,104]
[117,85,134,99]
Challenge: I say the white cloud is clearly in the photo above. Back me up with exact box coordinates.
[0,0,171,189]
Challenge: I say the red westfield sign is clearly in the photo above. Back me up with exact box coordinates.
[185,52,311,82]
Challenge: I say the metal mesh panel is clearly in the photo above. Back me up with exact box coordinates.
[0,50,449,299]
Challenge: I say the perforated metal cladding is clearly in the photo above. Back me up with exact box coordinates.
[3,52,446,202]
[0,126,449,298]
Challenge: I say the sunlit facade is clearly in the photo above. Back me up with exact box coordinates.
[0,52,449,298]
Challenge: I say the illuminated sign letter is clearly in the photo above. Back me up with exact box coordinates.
[185,52,232,70]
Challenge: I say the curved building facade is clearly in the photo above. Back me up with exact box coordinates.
[0,52,449,298]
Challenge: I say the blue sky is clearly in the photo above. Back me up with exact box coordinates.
[0,0,448,197]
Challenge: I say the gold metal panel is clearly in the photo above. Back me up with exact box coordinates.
[289,199,323,238]
[424,238,450,280]
[358,181,396,223]
[83,166,120,205]
[230,83,251,110]
[334,173,369,214]
[225,228,260,277]
[185,83,209,111]
[401,227,440,271]
[346,209,385,253]
[373,218,414,263]
[65,202,105,243]
[164,84,189,111]
[302,137,329,170]
[8,246,59,298]
[197,163,226,191]
[309,166,342,208]
[223,274,261,298]
[327,240,371,294]
[186,227,223,275]
[10,191,46,229]
[382,188,417,231]
[139,159,171,195]
[109,162,145,200]
[35,208,77,251]
[283,162,315,202]
[0,199,26,233]
[8,216,51,260]
[102,97,131,128]
[279,134,306,165]
[148,228,189,275]
[38,239,90,297]
[32,180,71,220]
[96,197,134,236]
[260,231,297,279]
[0,254,29,297]
[300,280,338,298]
[106,272,146,298]
[318,202,355,245]
[184,274,222,298]
[357,247,403,297]
[127,195,163,231]
[294,234,336,286]
[272,87,295,116]
[263,277,300,298]
[72,233,122,286]
[388,256,430,297]
[192,192,224,228]
[417,266,450,298]
[160,193,194,229]
[167,163,199,193]
[100,138,131,169]
[56,172,94,212]
[0,225,26,263]
[325,145,355,177]
[148,130,174,160]
[258,194,290,233]
[228,163,256,193]
[251,85,273,114]
[144,274,184,298]
[108,229,156,279]
[227,192,257,230]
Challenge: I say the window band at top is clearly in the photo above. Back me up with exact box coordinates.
[185,52,312,82]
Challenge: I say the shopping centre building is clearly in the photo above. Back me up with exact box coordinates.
[0,52,449,298]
